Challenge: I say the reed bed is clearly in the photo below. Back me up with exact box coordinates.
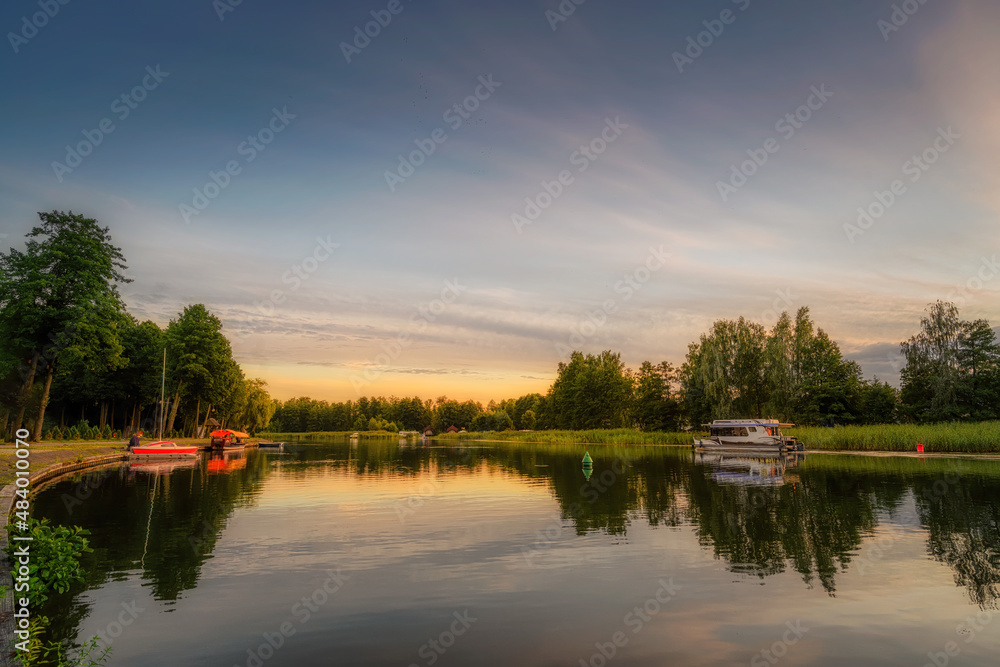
[438,429,694,446]
[262,422,1000,453]
[787,421,1000,453]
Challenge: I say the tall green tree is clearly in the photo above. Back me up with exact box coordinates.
[956,319,1000,420]
[633,361,682,431]
[547,350,633,429]
[163,304,234,434]
[900,301,964,422]
[241,378,276,433]
[679,317,768,424]
[681,308,864,426]
[0,211,130,440]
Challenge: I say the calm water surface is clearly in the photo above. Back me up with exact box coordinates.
[33,441,1000,666]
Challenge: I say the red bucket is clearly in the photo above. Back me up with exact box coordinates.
[917,444,924,453]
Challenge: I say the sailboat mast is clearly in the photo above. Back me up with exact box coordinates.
[159,347,166,440]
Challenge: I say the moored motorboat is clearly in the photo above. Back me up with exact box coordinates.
[693,419,803,453]
[209,429,249,449]
[257,441,284,448]
[130,441,199,457]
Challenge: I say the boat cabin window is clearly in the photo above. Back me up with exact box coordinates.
[711,426,749,437]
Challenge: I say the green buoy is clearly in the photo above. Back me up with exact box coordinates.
[582,451,593,466]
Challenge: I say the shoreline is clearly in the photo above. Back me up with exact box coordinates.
[260,430,1000,457]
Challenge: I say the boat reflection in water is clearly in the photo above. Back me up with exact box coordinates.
[129,458,199,476]
[693,451,805,487]
[207,448,247,474]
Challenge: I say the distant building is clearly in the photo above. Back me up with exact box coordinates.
[423,426,434,436]
[445,425,459,434]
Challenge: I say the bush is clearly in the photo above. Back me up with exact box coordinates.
[5,518,92,605]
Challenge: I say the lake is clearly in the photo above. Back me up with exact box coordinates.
[32,440,1000,666]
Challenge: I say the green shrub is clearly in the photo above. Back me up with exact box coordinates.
[5,518,92,605]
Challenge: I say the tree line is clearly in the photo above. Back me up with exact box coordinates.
[272,302,997,433]
[0,211,274,441]
[4,212,994,440]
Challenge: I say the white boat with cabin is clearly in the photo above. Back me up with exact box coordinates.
[693,419,803,453]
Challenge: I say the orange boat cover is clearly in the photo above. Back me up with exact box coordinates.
[210,429,249,438]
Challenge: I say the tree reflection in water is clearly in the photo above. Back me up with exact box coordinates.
[29,439,1000,654]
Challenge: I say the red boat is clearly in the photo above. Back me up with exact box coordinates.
[131,441,199,457]
[209,429,249,449]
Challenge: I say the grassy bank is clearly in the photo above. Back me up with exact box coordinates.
[437,429,693,446]
[260,430,401,440]
[261,421,1000,453]
[0,443,126,487]
[786,421,1000,453]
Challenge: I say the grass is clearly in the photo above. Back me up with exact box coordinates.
[260,430,402,440]
[436,429,694,446]
[786,421,1000,453]
[263,421,1000,453]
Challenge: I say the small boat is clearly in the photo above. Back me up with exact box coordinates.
[693,419,803,454]
[130,441,199,458]
[257,441,284,449]
[209,429,249,449]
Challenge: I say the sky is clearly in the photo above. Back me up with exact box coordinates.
[2,0,999,403]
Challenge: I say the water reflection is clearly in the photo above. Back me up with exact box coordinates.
[29,441,1000,664]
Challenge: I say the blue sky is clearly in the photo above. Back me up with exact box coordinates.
[2,0,998,401]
